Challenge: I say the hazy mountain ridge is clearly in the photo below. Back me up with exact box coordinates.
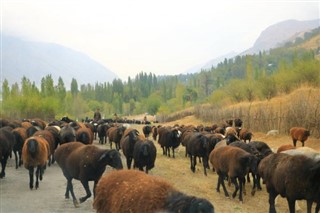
[184,19,319,74]
[241,19,319,55]
[2,35,118,87]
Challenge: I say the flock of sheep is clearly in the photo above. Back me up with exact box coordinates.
[0,116,319,213]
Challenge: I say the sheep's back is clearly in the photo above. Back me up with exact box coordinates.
[93,170,173,213]
[210,146,250,177]
[22,136,48,168]
[290,127,310,141]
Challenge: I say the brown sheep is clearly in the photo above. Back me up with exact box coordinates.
[258,153,320,213]
[22,136,49,189]
[290,127,310,147]
[54,142,123,207]
[107,125,126,150]
[239,128,253,143]
[93,170,214,213]
[76,127,93,144]
[120,128,141,169]
[276,144,296,153]
[209,146,258,202]
[33,130,56,166]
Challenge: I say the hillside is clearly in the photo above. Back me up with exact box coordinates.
[241,19,319,55]
[2,35,118,88]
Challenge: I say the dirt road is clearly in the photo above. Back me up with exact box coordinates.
[0,151,102,213]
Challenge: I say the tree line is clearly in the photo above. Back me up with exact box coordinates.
[1,30,319,121]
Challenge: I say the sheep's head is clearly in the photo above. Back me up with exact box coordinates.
[99,150,123,170]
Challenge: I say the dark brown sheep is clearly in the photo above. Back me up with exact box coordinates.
[76,127,93,144]
[93,170,214,213]
[59,125,76,144]
[107,125,126,150]
[12,127,28,169]
[0,127,15,178]
[132,139,157,173]
[209,146,258,202]
[120,128,141,169]
[290,127,310,147]
[22,136,49,189]
[97,123,111,144]
[157,126,181,158]
[54,142,123,207]
[258,153,320,213]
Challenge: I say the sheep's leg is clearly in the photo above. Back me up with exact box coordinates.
[302,141,305,147]
[268,189,277,213]
[18,151,23,167]
[203,157,208,176]
[231,177,239,200]
[251,174,257,196]
[14,151,19,169]
[28,166,34,189]
[126,157,132,169]
[35,166,40,189]
[293,139,297,147]
[172,148,175,158]
[286,198,295,213]
[66,178,79,207]
[306,200,312,213]
[219,174,229,198]
[0,156,8,178]
[79,180,92,203]
[190,155,196,173]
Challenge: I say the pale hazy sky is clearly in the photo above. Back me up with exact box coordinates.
[2,0,319,80]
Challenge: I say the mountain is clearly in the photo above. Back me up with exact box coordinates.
[241,19,320,55]
[2,35,118,88]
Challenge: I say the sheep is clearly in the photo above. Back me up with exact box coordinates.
[120,128,141,169]
[157,126,181,158]
[97,123,111,144]
[276,147,320,211]
[185,132,211,176]
[75,127,93,144]
[59,125,76,144]
[290,127,310,147]
[33,130,56,166]
[0,127,15,178]
[239,128,253,143]
[266,129,279,136]
[276,144,296,153]
[258,153,320,213]
[132,139,157,173]
[234,118,243,128]
[22,136,49,189]
[93,170,214,213]
[209,146,258,203]
[107,125,126,150]
[12,127,28,168]
[54,142,123,207]
[142,125,153,138]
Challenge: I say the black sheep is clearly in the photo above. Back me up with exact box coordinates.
[133,139,157,173]
[59,125,76,144]
[142,125,152,138]
[186,132,211,176]
[54,142,123,207]
[0,127,15,178]
[157,126,181,158]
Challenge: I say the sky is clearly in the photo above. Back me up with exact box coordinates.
[2,0,319,80]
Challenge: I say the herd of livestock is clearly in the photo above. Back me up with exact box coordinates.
[0,116,319,213]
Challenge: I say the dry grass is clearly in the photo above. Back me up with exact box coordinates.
[123,116,320,213]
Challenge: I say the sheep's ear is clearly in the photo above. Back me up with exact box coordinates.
[98,152,111,162]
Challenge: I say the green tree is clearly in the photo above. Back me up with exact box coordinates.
[56,77,66,101]
[71,78,79,97]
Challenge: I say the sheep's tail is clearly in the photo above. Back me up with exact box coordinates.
[27,138,39,158]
